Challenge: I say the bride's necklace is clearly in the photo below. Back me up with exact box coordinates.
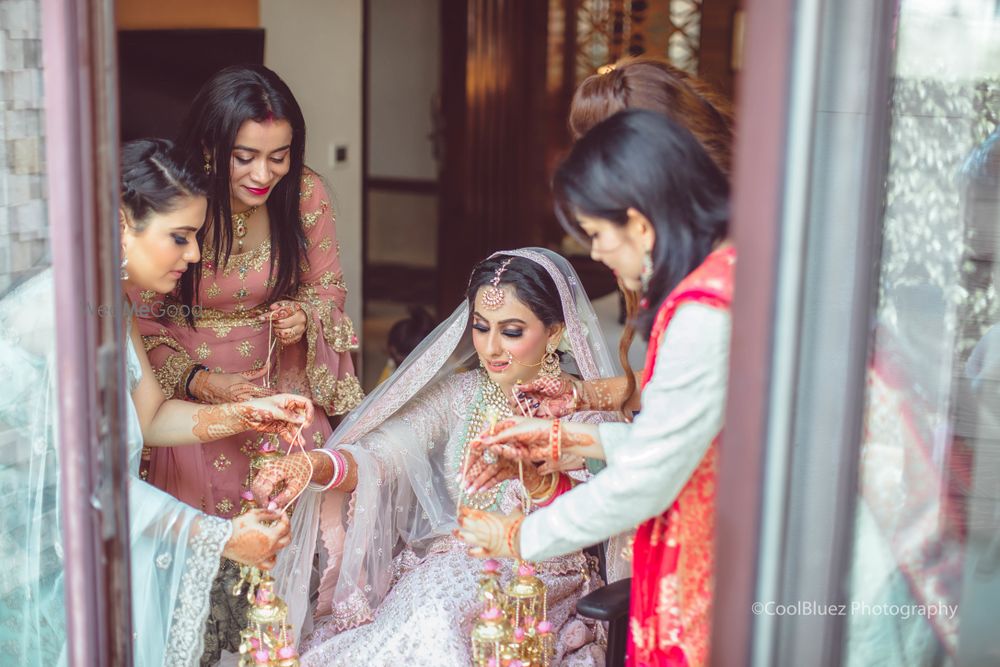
[458,371,513,511]
[231,205,259,252]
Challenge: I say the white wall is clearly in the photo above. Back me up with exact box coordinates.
[368,0,440,180]
[260,0,364,348]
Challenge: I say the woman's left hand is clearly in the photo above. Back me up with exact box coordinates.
[263,300,308,346]
[456,506,524,559]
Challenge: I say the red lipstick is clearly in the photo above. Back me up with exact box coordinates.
[244,185,270,196]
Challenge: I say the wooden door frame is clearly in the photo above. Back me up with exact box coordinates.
[41,0,133,663]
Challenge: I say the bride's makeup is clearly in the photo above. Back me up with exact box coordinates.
[471,287,551,395]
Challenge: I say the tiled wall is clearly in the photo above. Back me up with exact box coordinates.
[0,0,47,296]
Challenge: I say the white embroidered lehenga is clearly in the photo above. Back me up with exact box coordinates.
[272,249,630,666]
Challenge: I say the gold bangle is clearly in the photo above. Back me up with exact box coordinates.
[529,472,559,502]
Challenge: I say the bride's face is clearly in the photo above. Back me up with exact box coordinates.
[471,285,562,394]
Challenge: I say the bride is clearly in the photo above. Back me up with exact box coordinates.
[253,248,627,665]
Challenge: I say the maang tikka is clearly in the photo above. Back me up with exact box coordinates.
[481,258,513,310]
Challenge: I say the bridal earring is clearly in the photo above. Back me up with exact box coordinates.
[640,251,653,293]
[539,342,560,380]
[203,152,212,174]
[120,256,129,281]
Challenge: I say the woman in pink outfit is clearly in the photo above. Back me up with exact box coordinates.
[127,66,364,661]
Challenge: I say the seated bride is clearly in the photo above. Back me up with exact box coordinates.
[252,248,627,665]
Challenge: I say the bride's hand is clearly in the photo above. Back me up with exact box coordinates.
[252,450,332,508]
[456,506,524,559]
[223,508,291,570]
[512,376,581,418]
[474,416,555,462]
[461,454,543,496]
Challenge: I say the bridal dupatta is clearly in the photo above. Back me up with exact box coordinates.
[628,246,735,667]
[272,248,625,639]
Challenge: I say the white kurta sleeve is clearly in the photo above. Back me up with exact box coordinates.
[519,303,731,562]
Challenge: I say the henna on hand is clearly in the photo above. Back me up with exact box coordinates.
[562,426,597,452]
[463,454,526,495]
[512,375,580,418]
[192,394,313,445]
[476,417,554,462]
[515,375,635,415]
[223,509,291,569]
[252,452,320,507]
[538,454,586,474]
[190,367,275,404]
[244,395,314,445]
[456,506,523,559]
[192,403,262,442]
[266,300,308,346]
[578,376,635,412]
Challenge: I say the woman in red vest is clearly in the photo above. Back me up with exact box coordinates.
[458,109,733,667]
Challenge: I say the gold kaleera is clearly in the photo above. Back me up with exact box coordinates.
[234,569,301,667]
[468,413,553,667]
[470,557,553,667]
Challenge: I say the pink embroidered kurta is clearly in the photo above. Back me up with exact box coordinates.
[133,169,364,518]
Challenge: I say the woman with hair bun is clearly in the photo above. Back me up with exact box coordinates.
[518,57,736,424]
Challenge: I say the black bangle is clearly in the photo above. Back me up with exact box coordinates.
[184,364,209,399]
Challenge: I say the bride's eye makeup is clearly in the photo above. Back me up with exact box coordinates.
[472,318,524,338]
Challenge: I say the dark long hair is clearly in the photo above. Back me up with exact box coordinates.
[466,255,564,327]
[553,109,729,339]
[175,64,308,317]
[121,138,207,229]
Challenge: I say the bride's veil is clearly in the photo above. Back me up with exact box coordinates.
[274,247,623,638]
